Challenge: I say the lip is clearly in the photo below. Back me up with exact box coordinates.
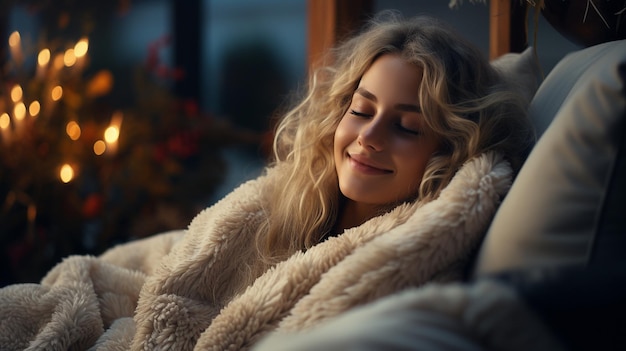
[348,153,393,175]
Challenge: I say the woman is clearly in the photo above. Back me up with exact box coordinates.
[0,14,533,351]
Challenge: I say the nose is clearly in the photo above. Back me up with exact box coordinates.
[357,116,386,151]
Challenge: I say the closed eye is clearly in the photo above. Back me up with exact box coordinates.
[396,124,421,136]
[350,109,372,118]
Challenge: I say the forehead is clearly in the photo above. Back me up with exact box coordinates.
[357,54,422,102]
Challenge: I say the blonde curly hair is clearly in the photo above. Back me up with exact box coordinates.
[256,13,533,263]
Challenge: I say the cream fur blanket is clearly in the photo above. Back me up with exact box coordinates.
[0,152,512,350]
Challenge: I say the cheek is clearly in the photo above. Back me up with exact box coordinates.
[409,160,429,184]
[395,142,437,180]
[333,117,352,155]
[392,157,430,202]
[402,142,440,185]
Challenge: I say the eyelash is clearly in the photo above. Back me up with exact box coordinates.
[397,125,421,136]
[349,109,421,136]
[350,109,371,118]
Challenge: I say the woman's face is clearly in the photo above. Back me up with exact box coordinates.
[334,54,441,208]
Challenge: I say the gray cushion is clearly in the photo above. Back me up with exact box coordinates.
[473,39,626,276]
[490,46,542,109]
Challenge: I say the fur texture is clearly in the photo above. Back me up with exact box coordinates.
[0,152,511,350]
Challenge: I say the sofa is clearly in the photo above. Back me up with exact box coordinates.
[474,36,626,351]
[254,38,626,351]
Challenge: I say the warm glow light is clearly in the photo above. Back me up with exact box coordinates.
[74,38,89,57]
[66,121,81,140]
[104,126,120,143]
[51,86,63,101]
[14,102,26,121]
[64,48,76,67]
[0,113,10,129]
[29,101,41,117]
[27,204,37,222]
[10,85,22,102]
[8,31,23,64]
[60,164,74,183]
[8,31,20,47]
[93,140,106,155]
[38,49,51,66]
[53,53,64,70]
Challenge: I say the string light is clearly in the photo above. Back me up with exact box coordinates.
[0,113,10,129]
[66,121,81,140]
[104,125,120,144]
[93,140,106,155]
[38,49,50,66]
[74,38,89,57]
[64,48,76,67]
[8,31,23,63]
[10,85,23,102]
[59,164,75,183]
[51,86,63,101]
[13,102,26,121]
[0,113,10,145]
[8,31,20,47]
[29,101,41,117]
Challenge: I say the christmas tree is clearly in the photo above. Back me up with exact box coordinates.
[0,1,261,285]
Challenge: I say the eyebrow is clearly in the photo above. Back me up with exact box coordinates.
[355,87,421,113]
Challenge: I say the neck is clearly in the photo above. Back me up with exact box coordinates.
[333,197,385,234]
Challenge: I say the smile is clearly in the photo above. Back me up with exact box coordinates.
[348,154,393,175]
